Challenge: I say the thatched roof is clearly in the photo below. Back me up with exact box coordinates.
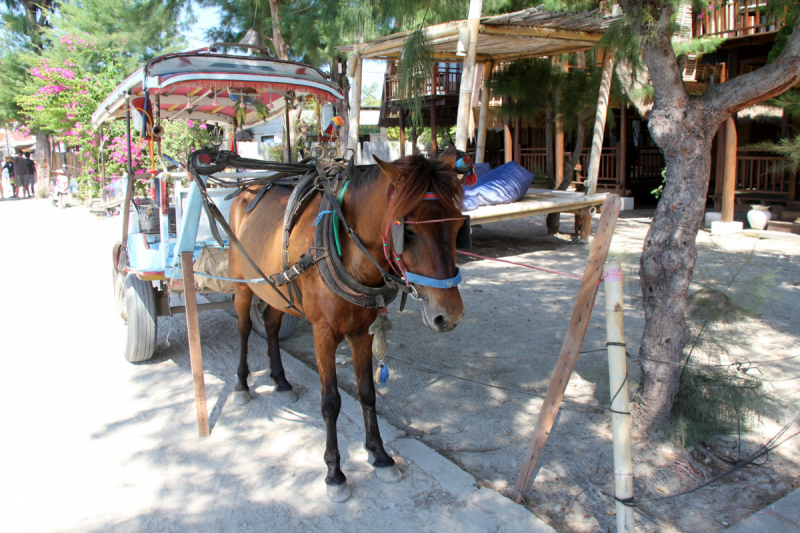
[337,6,621,61]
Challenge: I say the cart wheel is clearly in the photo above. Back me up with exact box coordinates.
[250,295,300,340]
[116,273,158,363]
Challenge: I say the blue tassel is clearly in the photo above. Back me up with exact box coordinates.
[374,361,389,384]
[312,210,335,226]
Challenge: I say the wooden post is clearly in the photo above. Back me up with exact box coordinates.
[284,98,292,163]
[475,61,493,164]
[119,105,135,271]
[412,117,419,156]
[585,51,615,195]
[514,117,521,164]
[454,0,483,152]
[503,112,513,164]
[618,102,628,195]
[398,110,406,158]
[714,122,726,212]
[722,116,737,223]
[431,64,438,155]
[180,252,210,438]
[347,53,362,154]
[555,114,564,188]
[603,262,634,533]
[512,194,621,503]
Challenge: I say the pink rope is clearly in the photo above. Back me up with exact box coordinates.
[456,250,585,280]
[405,217,466,225]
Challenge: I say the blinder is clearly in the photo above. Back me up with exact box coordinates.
[390,213,471,256]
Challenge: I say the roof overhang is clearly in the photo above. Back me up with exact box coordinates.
[337,6,620,61]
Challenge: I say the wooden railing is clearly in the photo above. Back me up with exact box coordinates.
[735,148,797,199]
[575,147,619,190]
[384,63,462,102]
[693,1,784,39]
[629,148,666,180]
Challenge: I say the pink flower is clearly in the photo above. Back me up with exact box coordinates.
[35,105,44,111]
[187,119,194,128]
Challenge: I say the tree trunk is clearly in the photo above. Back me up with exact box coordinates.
[35,131,50,196]
[617,1,800,434]
[545,101,554,188]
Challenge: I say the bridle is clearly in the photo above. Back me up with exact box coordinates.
[381,188,464,299]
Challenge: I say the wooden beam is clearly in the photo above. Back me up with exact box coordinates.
[512,194,621,503]
[180,252,210,438]
[349,22,464,56]
[714,122,726,212]
[431,63,438,155]
[722,116,737,223]
[585,51,615,195]
[479,24,604,42]
[514,117,521,164]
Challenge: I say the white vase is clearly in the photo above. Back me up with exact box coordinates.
[747,205,772,230]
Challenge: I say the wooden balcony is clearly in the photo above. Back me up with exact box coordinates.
[692,1,785,39]
[734,148,797,199]
[384,63,462,102]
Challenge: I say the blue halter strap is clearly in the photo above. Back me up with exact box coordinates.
[404,267,462,289]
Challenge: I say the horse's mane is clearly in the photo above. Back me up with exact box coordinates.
[352,155,463,222]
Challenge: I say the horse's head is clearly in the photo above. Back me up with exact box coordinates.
[373,150,465,333]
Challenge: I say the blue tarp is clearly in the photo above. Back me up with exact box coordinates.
[462,161,534,212]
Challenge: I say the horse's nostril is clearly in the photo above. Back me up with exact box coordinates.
[433,315,446,329]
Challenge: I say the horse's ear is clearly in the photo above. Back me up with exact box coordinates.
[373,155,403,188]
[344,155,355,177]
[435,146,458,170]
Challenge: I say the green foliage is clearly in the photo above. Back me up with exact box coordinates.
[670,244,782,446]
[397,28,433,131]
[46,0,188,75]
[362,82,381,107]
[652,166,667,199]
[672,36,726,57]
[750,90,800,172]
[671,366,781,447]
[158,121,213,163]
[766,0,800,62]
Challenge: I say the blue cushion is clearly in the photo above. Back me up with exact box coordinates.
[462,161,534,212]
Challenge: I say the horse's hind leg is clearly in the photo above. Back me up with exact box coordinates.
[348,329,401,484]
[262,305,297,403]
[233,285,254,406]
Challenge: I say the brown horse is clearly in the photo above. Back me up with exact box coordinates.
[228,151,466,502]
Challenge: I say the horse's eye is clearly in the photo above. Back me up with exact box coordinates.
[403,226,416,240]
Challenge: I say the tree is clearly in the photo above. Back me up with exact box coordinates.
[362,82,381,107]
[613,0,800,433]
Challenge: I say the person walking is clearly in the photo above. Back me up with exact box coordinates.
[24,152,36,197]
[1,155,13,200]
[13,150,29,198]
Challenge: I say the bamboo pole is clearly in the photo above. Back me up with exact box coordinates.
[514,117,521,164]
[431,63,438,155]
[180,252,210,438]
[455,0,483,152]
[512,194,621,503]
[721,116,737,223]
[619,102,628,195]
[585,51,615,195]
[603,261,634,533]
[475,61,493,164]
[347,53,363,154]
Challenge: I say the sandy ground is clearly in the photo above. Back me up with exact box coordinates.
[278,209,800,532]
[0,198,554,533]
[3,195,798,533]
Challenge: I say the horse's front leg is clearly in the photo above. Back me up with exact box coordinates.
[263,304,297,403]
[313,324,350,502]
[232,285,254,406]
[348,329,402,484]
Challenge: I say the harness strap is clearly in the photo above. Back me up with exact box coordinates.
[192,169,301,314]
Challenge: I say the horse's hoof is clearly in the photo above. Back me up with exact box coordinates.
[374,464,403,484]
[233,390,251,406]
[276,388,298,403]
[326,482,351,503]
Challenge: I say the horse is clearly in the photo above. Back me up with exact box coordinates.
[227,150,466,502]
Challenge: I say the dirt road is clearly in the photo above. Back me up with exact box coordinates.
[0,198,553,533]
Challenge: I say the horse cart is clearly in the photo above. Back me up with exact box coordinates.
[91,45,344,365]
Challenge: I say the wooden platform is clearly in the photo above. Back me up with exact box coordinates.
[465,188,608,224]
